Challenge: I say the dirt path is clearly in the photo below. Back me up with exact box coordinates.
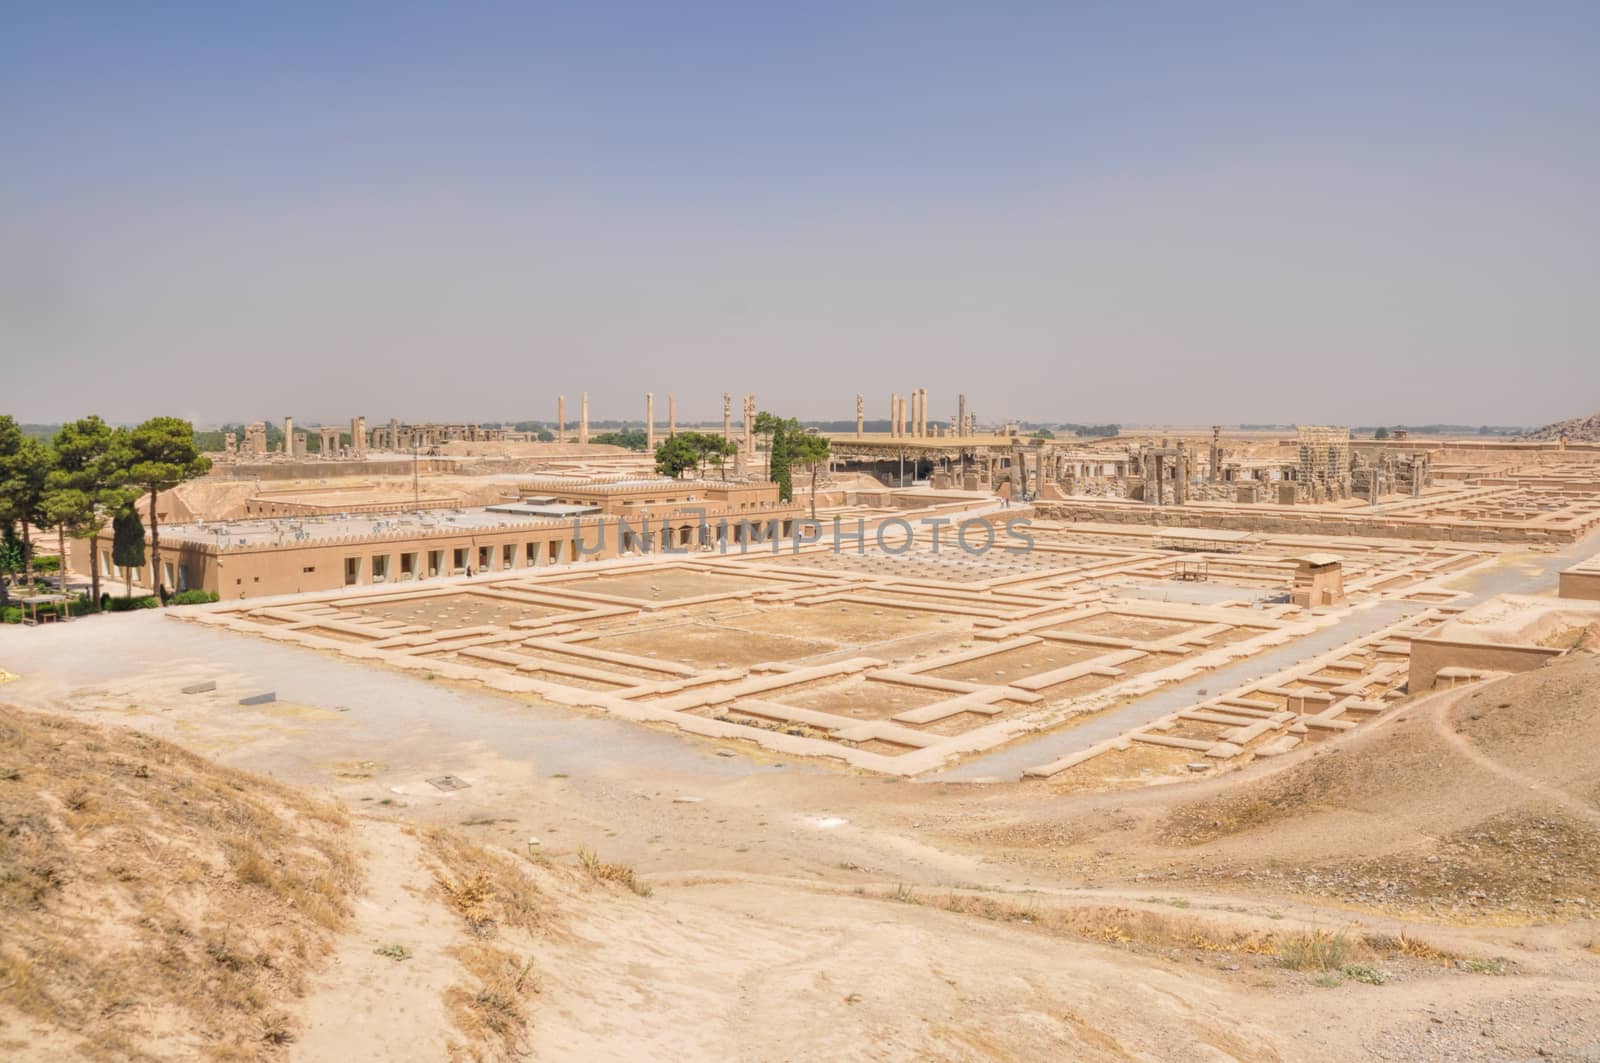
[293,820,463,1062]
[1430,686,1600,828]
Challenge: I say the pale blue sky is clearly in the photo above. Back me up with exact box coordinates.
[3,2,1597,427]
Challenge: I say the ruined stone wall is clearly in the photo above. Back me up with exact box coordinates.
[1033,501,1580,543]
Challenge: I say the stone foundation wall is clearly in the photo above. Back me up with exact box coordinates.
[1034,502,1578,544]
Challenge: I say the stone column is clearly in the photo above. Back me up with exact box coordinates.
[919,388,928,437]
[580,393,589,445]
[558,395,566,442]
[957,394,967,438]
[1210,426,1222,483]
[743,394,755,453]
[1174,445,1188,505]
[855,394,864,438]
[283,417,294,457]
[723,392,732,442]
[888,394,898,437]
[668,394,676,437]
[646,393,655,451]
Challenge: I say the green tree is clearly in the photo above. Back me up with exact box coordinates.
[0,416,22,580]
[40,485,93,599]
[0,422,55,587]
[692,432,738,480]
[654,434,699,478]
[128,417,211,597]
[754,411,785,479]
[770,420,793,503]
[0,530,21,579]
[594,428,649,451]
[112,507,145,597]
[785,432,832,519]
[53,416,135,602]
[1373,426,1390,440]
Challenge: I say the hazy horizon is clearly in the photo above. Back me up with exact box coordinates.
[4,4,1597,428]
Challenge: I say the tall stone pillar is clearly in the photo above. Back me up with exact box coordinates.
[1174,445,1188,505]
[283,417,294,457]
[888,394,898,438]
[723,392,732,442]
[1210,426,1222,483]
[351,417,367,459]
[957,394,967,438]
[558,395,566,443]
[668,394,676,437]
[646,393,656,451]
[579,393,589,445]
[919,388,928,437]
[855,394,864,438]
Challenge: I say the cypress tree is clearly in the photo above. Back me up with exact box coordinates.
[770,420,793,502]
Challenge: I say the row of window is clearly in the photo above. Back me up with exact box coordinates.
[99,551,183,592]
[342,540,580,586]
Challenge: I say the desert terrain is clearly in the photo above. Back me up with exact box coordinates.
[4,531,1599,1060]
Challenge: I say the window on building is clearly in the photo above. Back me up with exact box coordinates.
[371,554,390,583]
[344,557,361,586]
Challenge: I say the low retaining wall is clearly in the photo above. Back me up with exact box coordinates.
[1407,636,1564,691]
[1035,502,1578,544]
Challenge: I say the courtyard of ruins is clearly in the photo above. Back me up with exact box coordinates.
[183,497,1517,780]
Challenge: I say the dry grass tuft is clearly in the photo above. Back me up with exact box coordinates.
[0,702,359,1058]
[886,888,1281,957]
[421,826,546,1061]
[1277,930,1351,972]
[881,887,1483,977]
[577,844,652,897]
[1364,931,1456,964]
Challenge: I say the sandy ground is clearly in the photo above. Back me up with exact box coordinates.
[4,555,1600,1059]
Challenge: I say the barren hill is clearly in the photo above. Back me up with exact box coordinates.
[952,648,1600,924]
[1524,410,1600,441]
[0,705,601,1060]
